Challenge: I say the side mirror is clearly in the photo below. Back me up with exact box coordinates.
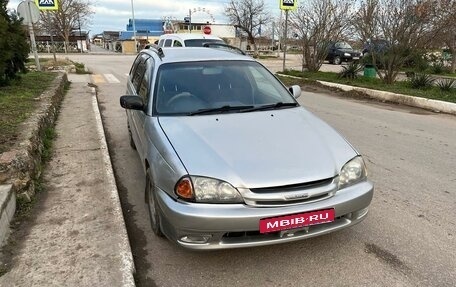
[120,95,144,110]
[289,85,301,99]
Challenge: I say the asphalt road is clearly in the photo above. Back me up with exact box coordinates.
[64,53,456,287]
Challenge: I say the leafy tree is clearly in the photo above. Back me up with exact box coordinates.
[0,0,29,86]
[225,0,269,57]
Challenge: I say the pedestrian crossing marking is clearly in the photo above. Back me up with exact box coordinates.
[91,74,105,84]
[104,74,120,83]
[91,74,121,84]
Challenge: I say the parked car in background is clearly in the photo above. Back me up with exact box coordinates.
[325,41,362,65]
[362,39,390,56]
[157,33,224,48]
[120,45,374,250]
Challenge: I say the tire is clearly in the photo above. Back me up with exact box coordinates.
[127,122,136,150]
[333,56,342,65]
[145,172,164,237]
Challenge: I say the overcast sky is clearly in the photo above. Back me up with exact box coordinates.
[7,0,280,35]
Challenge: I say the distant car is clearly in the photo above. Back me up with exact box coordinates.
[362,39,390,56]
[120,45,374,250]
[157,33,224,48]
[326,41,362,65]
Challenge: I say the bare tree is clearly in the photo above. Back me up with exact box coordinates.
[432,0,456,73]
[289,0,353,72]
[39,0,93,52]
[225,0,269,57]
[353,0,439,83]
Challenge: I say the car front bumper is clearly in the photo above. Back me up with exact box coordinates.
[157,181,374,250]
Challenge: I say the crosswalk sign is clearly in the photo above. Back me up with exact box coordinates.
[280,0,297,10]
[35,0,59,10]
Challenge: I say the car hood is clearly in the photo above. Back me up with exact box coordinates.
[158,108,357,188]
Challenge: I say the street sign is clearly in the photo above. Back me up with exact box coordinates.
[35,0,58,10]
[203,26,211,35]
[17,1,40,24]
[280,0,298,10]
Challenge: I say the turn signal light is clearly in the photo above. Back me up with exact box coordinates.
[176,177,193,199]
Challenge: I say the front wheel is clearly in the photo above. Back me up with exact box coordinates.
[333,56,342,65]
[146,172,164,237]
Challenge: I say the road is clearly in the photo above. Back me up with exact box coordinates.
[64,53,456,287]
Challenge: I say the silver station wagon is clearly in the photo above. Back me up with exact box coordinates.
[120,45,374,250]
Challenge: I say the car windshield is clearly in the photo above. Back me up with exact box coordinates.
[154,61,297,115]
[335,42,352,49]
[184,39,225,47]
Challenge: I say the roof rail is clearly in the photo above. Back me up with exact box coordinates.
[202,43,246,56]
[145,44,165,59]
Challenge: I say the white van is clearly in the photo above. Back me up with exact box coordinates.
[157,33,224,48]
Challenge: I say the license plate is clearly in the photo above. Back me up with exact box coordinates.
[259,209,335,233]
[353,57,360,60]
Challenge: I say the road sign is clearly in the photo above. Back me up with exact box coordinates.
[17,1,40,24]
[280,0,298,10]
[35,0,58,10]
[203,26,211,35]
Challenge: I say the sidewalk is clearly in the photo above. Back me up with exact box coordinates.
[0,76,135,286]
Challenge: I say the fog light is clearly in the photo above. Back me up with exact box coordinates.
[355,207,369,219]
[180,235,212,244]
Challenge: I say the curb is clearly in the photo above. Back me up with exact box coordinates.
[0,184,15,246]
[277,73,456,115]
[91,87,136,287]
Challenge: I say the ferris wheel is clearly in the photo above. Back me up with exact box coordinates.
[188,7,215,23]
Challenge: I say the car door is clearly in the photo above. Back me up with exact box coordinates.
[134,57,155,162]
[127,53,150,159]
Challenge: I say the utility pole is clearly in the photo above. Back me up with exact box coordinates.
[282,10,288,72]
[189,9,192,33]
[130,0,137,52]
[26,0,40,71]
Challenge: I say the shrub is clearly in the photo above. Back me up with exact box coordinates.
[339,62,363,80]
[437,78,455,91]
[409,73,435,89]
[0,2,30,86]
[431,62,445,74]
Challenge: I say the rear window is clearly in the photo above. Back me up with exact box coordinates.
[183,39,224,47]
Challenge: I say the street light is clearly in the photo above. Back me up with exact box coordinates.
[130,0,137,52]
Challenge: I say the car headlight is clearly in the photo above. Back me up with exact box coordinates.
[175,176,243,203]
[338,156,367,190]
[344,52,351,57]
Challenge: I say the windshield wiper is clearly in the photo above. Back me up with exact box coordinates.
[189,105,254,116]
[240,102,298,113]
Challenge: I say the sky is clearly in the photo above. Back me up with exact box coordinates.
[7,0,280,35]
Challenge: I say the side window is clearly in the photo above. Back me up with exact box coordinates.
[164,39,172,47]
[138,58,155,104]
[131,54,149,92]
[158,39,164,47]
[173,40,183,47]
[129,54,142,78]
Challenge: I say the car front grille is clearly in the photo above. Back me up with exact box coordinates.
[241,177,337,207]
[250,178,333,193]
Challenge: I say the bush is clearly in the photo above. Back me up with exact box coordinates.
[431,62,445,74]
[0,1,30,86]
[409,73,435,89]
[339,62,363,79]
[437,78,455,91]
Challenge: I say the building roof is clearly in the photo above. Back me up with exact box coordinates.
[119,31,162,41]
[126,19,163,33]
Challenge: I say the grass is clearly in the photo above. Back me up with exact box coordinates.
[279,70,456,103]
[0,72,57,153]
